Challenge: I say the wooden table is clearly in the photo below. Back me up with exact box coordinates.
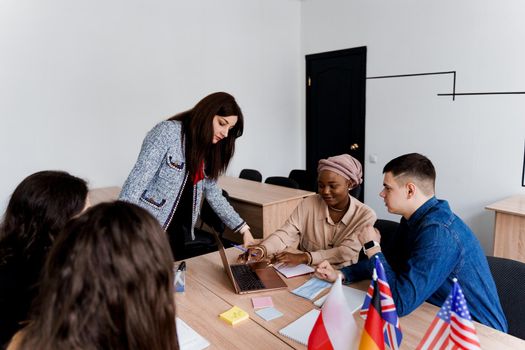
[486,194,525,263]
[175,274,292,349]
[175,249,525,350]
[217,176,316,241]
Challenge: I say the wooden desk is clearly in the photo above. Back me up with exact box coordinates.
[218,176,316,241]
[178,249,525,350]
[486,194,525,263]
[175,275,292,349]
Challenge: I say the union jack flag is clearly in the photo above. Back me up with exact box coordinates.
[360,257,403,350]
[416,279,481,350]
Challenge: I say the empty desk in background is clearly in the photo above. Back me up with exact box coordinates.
[486,194,525,263]
[87,186,121,205]
[175,249,525,350]
[217,176,316,242]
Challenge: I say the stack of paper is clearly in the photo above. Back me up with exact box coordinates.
[291,277,332,300]
[251,296,283,321]
[313,285,366,312]
[255,307,284,321]
[251,296,274,309]
[219,305,249,326]
[274,263,315,278]
[278,309,320,346]
[176,317,210,350]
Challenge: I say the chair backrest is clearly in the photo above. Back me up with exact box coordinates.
[239,169,262,182]
[288,169,311,191]
[486,256,525,339]
[184,190,231,259]
[358,219,400,261]
[265,176,299,189]
[199,190,229,234]
[349,184,362,199]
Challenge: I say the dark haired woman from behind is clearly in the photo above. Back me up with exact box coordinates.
[0,171,88,348]
[9,201,178,350]
[120,92,255,259]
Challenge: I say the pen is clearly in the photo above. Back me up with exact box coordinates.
[232,244,258,256]
[177,261,186,271]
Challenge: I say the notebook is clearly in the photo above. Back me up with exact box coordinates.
[278,309,320,346]
[211,231,288,294]
[313,285,366,312]
[274,263,315,278]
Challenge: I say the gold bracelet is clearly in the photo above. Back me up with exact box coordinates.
[253,246,266,258]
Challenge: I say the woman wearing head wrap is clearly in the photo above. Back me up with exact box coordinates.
[240,154,376,268]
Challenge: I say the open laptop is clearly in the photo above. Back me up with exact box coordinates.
[211,231,288,294]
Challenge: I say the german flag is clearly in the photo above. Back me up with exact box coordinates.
[359,281,385,350]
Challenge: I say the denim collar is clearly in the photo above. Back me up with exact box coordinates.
[406,196,438,228]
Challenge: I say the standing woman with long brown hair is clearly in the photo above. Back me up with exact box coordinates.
[11,201,179,350]
[120,92,255,259]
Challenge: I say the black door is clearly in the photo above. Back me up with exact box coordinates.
[306,46,367,201]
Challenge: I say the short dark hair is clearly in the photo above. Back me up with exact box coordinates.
[19,201,179,350]
[169,92,244,179]
[383,153,436,194]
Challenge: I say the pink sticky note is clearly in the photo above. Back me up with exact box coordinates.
[251,296,273,309]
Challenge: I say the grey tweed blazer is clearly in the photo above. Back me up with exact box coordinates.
[119,120,246,239]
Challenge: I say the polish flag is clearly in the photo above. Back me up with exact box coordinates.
[308,276,360,350]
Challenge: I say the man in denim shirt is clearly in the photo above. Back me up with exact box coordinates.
[316,153,508,332]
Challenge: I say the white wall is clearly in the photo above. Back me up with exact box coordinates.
[2,1,524,254]
[0,0,302,209]
[301,0,525,253]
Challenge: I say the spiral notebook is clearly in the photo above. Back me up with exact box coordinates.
[278,309,320,346]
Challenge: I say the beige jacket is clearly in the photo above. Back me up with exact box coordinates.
[260,194,376,268]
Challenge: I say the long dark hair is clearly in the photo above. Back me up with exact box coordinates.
[19,201,179,350]
[169,92,244,179]
[0,170,88,265]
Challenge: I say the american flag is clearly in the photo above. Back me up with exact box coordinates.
[360,257,403,350]
[416,279,481,350]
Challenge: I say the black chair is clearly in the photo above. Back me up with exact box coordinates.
[288,169,311,191]
[358,219,400,261]
[486,256,525,340]
[349,184,362,199]
[265,176,299,189]
[184,190,230,259]
[239,169,262,182]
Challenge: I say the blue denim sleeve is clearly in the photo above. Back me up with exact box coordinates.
[340,259,372,283]
[368,224,461,316]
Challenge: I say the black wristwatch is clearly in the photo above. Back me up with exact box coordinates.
[363,240,380,255]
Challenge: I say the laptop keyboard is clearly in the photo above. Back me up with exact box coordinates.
[231,264,265,291]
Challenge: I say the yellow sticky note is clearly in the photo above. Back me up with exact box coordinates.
[219,306,249,326]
